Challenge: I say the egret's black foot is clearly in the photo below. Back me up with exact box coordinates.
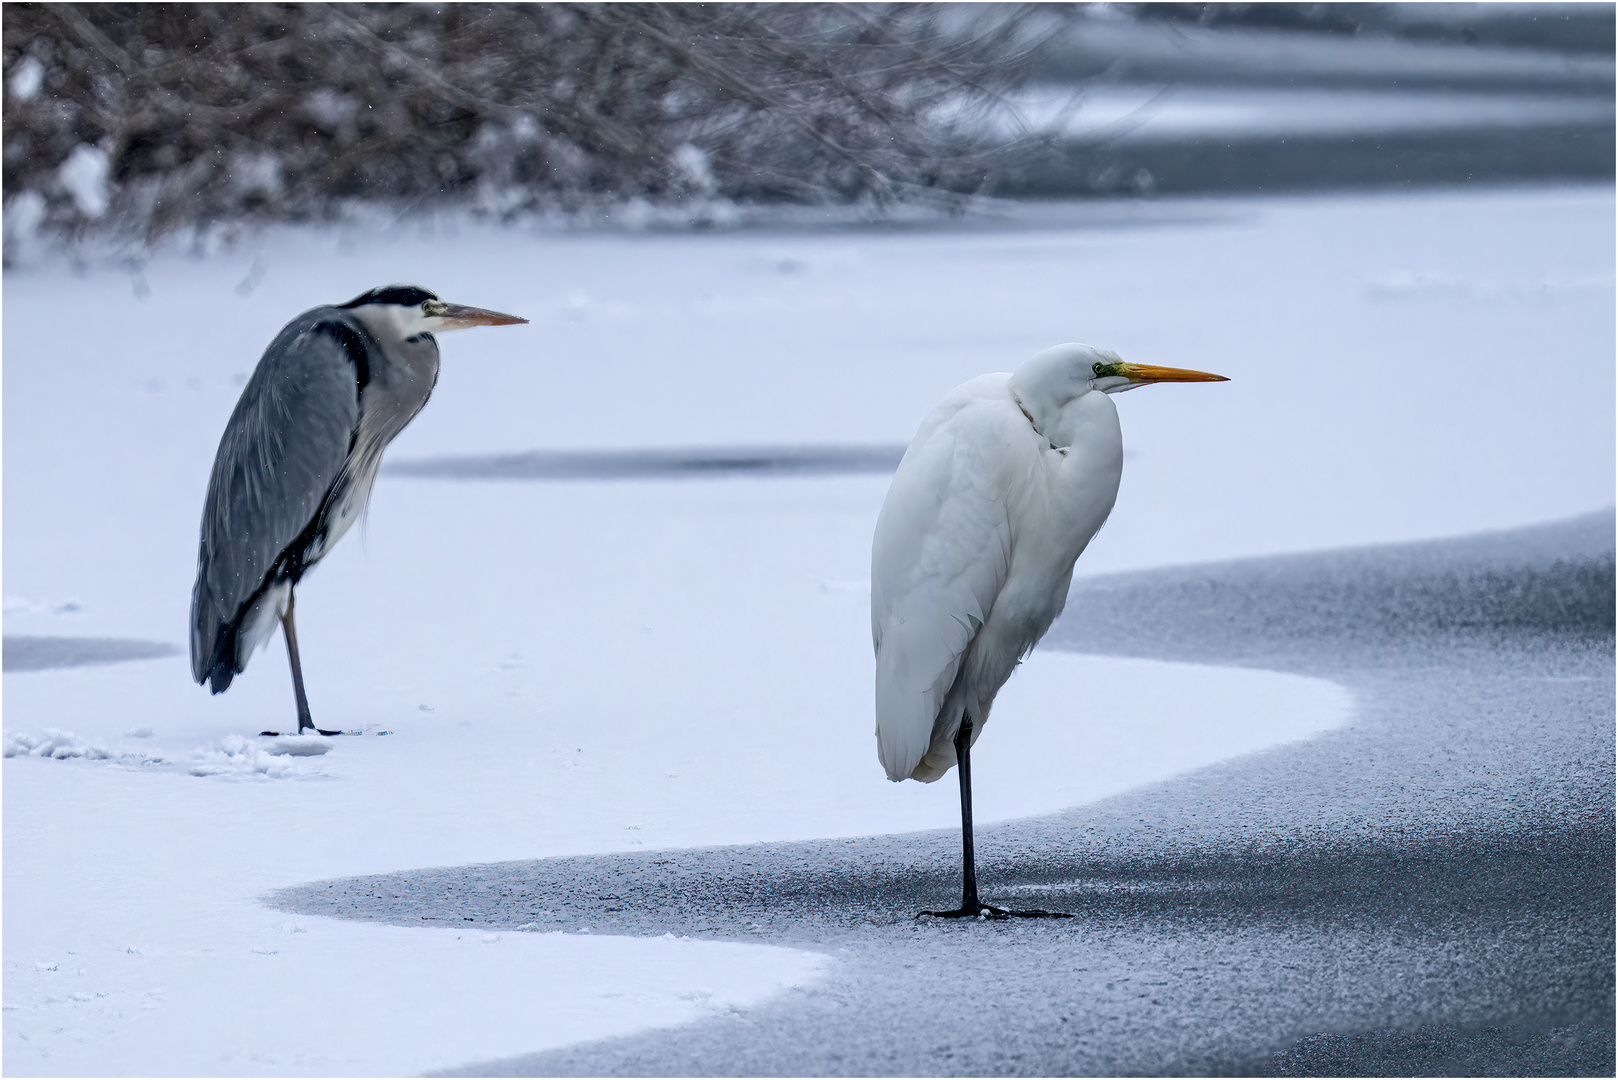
[314,727,344,737]
[259,730,282,737]
[918,904,1072,920]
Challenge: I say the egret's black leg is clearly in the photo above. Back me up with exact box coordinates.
[956,715,984,911]
[919,715,1072,921]
[279,593,340,736]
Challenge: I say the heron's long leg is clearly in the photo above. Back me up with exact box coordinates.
[918,715,1073,921]
[281,593,316,734]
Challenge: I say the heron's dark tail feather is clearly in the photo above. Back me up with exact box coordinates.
[193,626,240,694]
[190,573,244,693]
[194,607,245,694]
[205,658,237,694]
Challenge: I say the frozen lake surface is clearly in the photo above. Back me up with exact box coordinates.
[2,469,1349,1075]
[1006,85,1615,141]
[4,185,1612,1074]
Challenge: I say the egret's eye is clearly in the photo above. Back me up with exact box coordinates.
[1092,362,1104,375]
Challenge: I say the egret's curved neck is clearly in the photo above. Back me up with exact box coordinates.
[1009,388,1053,446]
[1009,384,1098,450]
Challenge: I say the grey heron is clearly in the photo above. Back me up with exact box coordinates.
[871,343,1227,918]
[190,285,527,735]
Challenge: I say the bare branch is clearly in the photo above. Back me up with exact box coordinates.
[2,2,1067,245]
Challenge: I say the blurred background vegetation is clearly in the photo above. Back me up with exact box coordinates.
[4,2,1613,251]
[1,3,1063,243]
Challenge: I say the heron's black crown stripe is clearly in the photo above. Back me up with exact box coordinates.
[318,320,370,394]
[340,284,438,308]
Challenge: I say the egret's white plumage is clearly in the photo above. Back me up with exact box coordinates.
[873,350,1125,782]
[871,342,1227,917]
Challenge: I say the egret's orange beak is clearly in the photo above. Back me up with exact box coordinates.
[1118,362,1229,384]
[436,303,528,330]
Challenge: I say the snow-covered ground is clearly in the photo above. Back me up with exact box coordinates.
[4,185,1611,1075]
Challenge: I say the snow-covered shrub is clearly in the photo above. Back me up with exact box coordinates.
[2,4,1063,251]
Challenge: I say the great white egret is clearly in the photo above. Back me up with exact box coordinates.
[871,343,1228,918]
[191,285,526,735]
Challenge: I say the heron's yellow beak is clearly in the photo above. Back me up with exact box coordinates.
[435,303,529,330]
[1119,363,1228,384]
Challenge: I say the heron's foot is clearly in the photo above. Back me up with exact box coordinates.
[259,727,350,737]
[918,904,1073,920]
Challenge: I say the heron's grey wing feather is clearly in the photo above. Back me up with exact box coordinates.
[871,381,1021,782]
[190,319,360,686]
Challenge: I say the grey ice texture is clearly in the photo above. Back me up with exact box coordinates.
[2,636,179,673]
[271,510,1615,1077]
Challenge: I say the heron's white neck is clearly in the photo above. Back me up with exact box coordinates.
[352,303,435,342]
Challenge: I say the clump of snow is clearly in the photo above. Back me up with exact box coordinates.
[9,56,45,100]
[228,151,284,200]
[672,143,719,197]
[186,735,329,780]
[3,728,176,769]
[302,87,360,131]
[57,146,111,219]
[262,736,331,758]
[4,729,113,761]
[2,190,47,264]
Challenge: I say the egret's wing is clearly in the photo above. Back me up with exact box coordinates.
[872,380,1023,782]
[190,315,362,690]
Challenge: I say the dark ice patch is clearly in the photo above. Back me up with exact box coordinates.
[384,444,909,481]
[1051,508,1616,670]
[1261,1018,1616,1078]
[3,636,181,672]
